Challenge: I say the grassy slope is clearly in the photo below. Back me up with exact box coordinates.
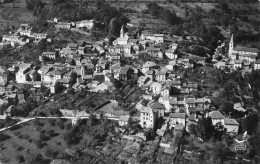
[0,119,69,163]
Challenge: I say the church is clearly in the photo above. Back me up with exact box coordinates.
[113,26,129,46]
[228,34,258,63]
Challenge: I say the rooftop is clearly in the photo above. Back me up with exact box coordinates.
[169,113,186,118]
[224,118,239,125]
[234,46,258,53]
[209,111,224,119]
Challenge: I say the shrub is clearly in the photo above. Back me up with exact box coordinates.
[57,120,65,129]
[40,134,49,141]
[45,147,58,159]
[48,119,56,126]
[34,139,43,149]
[23,134,30,140]
[26,153,43,164]
[16,155,25,163]
[35,126,42,131]
[13,131,21,136]
[33,119,44,127]
[65,122,72,130]
[46,130,59,137]
[0,133,10,142]
[41,130,46,134]
[17,146,25,151]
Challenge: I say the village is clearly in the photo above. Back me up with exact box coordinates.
[0,15,259,163]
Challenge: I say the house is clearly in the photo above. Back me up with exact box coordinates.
[103,81,114,92]
[76,19,94,29]
[147,47,162,58]
[27,70,39,82]
[161,86,170,97]
[108,52,120,61]
[234,60,243,69]
[4,105,14,117]
[119,66,131,81]
[140,107,158,129]
[16,63,32,83]
[145,70,154,81]
[118,115,131,127]
[150,101,166,118]
[185,98,196,108]
[169,113,186,128]
[40,52,57,61]
[224,118,239,135]
[214,61,226,69]
[165,49,178,59]
[0,67,9,85]
[93,72,105,83]
[155,70,166,82]
[254,59,260,70]
[153,34,164,43]
[55,22,71,29]
[141,61,156,74]
[151,82,162,94]
[0,115,7,121]
[209,111,225,126]
[228,34,258,63]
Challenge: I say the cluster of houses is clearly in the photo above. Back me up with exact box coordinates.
[214,34,259,70]
[54,18,94,30]
[0,22,258,144]
[0,24,48,50]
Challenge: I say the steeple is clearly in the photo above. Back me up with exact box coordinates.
[229,34,234,49]
[120,26,124,38]
[228,34,234,57]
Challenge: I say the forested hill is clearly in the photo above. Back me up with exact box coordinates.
[37,0,259,4]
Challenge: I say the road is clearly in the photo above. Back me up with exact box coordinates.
[0,115,120,132]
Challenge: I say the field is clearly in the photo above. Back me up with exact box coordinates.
[0,118,71,163]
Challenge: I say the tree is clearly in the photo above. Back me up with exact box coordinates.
[16,155,25,163]
[220,101,234,115]
[26,154,43,164]
[195,117,214,140]
[45,147,58,158]
[172,131,182,146]
[34,139,43,149]
[242,113,258,134]
[109,17,122,37]
[69,72,78,87]
[211,142,226,164]
[214,122,225,141]
[188,123,197,136]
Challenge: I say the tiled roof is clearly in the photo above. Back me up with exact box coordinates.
[142,61,156,68]
[155,70,166,75]
[233,46,258,53]
[141,107,154,114]
[170,113,186,118]
[150,102,165,109]
[119,115,130,122]
[224,118,239,125]
[209,111,224,119]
